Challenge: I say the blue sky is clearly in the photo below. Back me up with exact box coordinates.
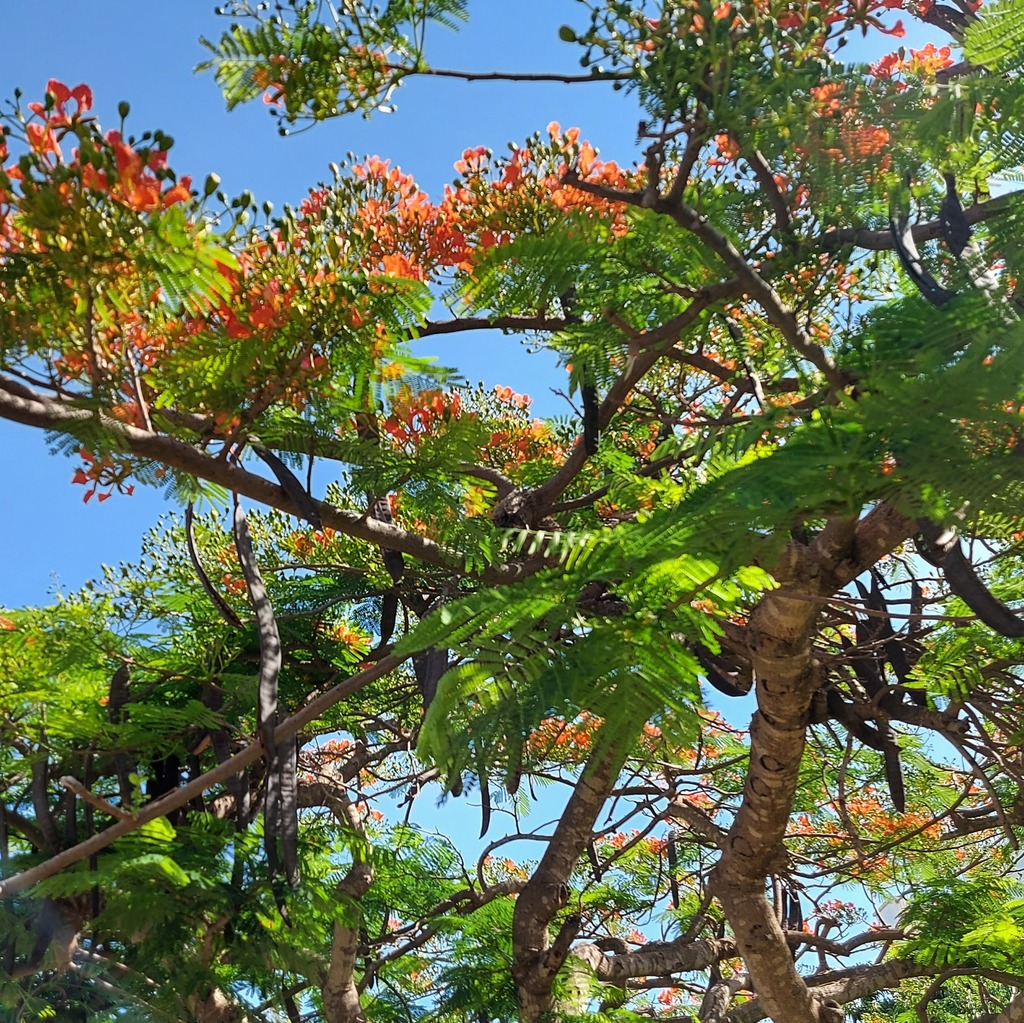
[0,3,931,607]
[0,2,643,606]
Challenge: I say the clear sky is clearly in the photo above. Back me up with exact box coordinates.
[0,3,926,607]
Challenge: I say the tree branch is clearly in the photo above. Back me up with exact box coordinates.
[386,63,632,85]
[492,283,739,526]
[0,376,534,584]
[815,193,1020,253]
[974,988,1024,1023]
[323,791,372,1023]
[562,170,848,391]
[417,314,568,336]
[572,936,736,985]
[721,959,946,1023]
[512,735,633,1022]
[710,504,914,1023]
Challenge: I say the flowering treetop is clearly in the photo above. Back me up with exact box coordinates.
[3,1,1024,1022]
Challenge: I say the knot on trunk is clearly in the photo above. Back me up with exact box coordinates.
[817,997,843,1023]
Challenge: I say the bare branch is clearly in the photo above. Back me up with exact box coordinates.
[385,63,632,85]
[572,936,737,985]
[417,314,568,336]
[58,777,131,820]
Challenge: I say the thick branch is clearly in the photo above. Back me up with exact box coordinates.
[512,736,631,1022]
[723,960,963,1023]
[711,504,914,1023]
[572,936,736,985]
[323,793,372,1023]
[816,193,1019,253]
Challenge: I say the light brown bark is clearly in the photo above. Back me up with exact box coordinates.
[722,959,948,1023]
[190,988,247,1023]
[571,936,736,986]
[981,989,1024,1023]
[711,506,914,1023]
[512,735,631,1022]
[322,795,373,1023]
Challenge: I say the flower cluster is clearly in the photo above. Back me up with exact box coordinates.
[381,389,465,450]
[870,42,955,85]
[3,80,193,215]
[71,447,136,503]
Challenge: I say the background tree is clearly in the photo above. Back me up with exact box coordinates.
[3,1,1024,1021]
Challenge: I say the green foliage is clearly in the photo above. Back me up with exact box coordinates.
[900,876,1024,969]
[965,0,1024,72]
[401,541,763,787]
[199,0,468,122]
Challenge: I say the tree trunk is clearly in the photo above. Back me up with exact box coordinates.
[512,730,634,1022]
[712,508,913,1023]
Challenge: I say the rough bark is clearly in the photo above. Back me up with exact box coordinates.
[721,959,950,1023]
[974,989,1024,1023]
[701,973,749,1022]
[571,936,736,985]
[512,736,631,1022]
[321,795,373,1023]
[711,505,915,1023]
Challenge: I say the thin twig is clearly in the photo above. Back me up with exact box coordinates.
[58,777,131,820]
[385,63,631,85]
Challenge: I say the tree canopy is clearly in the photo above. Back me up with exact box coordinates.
[3,2,1024,1021]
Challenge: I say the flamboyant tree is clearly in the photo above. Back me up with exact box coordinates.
[3,1,1024,1021]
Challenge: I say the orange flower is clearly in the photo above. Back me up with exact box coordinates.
[381,252,424,280]
[810,82,844,114]
[161,178,193,208]
[26,123,60,158]
[27,80,92,125]
[870,51,903,80]
[907,42,954,75]
[841,124,890,159]
[710,133,740,167]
